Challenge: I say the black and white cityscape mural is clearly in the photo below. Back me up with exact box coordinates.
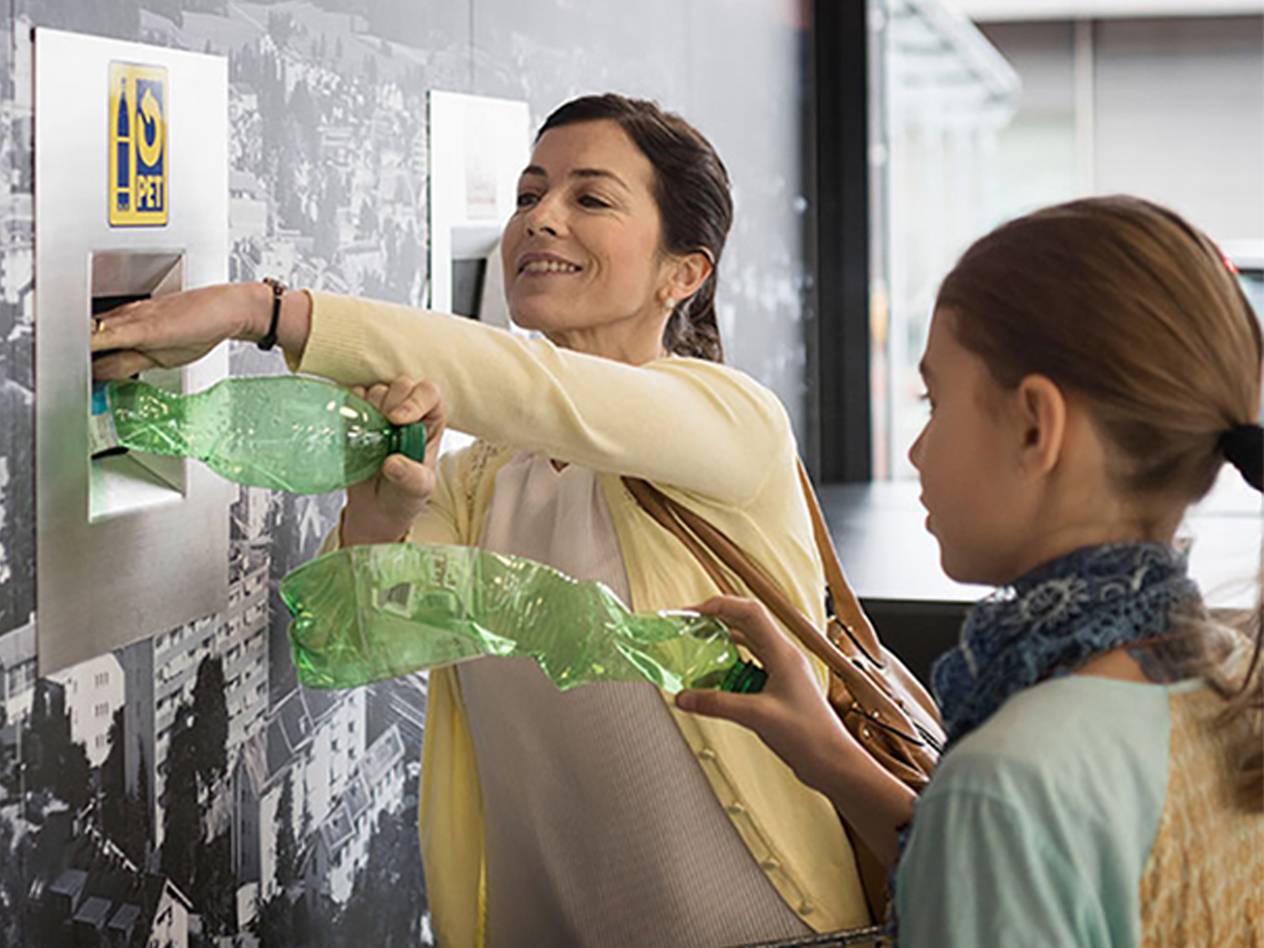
[0,1,809,944]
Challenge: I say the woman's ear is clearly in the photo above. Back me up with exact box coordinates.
[1014,374,1067,479]
[663,249,714,305]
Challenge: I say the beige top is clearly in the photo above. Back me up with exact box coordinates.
[458,451,811,947]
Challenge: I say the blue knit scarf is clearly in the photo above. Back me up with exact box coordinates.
[931,541,1203,747]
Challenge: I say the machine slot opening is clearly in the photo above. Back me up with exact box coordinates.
[90,293,148,460]
[88,251,187,523]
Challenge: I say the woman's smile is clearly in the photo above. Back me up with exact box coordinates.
[516,250,585,277]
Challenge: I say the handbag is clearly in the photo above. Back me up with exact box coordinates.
[623,462,946,915]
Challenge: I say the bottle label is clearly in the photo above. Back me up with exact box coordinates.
[89,382,120,456]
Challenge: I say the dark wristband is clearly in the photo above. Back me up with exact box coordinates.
[258,277,285,351]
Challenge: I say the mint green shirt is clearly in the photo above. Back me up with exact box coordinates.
[894,675,1202,947]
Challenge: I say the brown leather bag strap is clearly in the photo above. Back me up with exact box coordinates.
[622,474,854,680]
[621,479,738,596]
[624,470,945,756]
[794,462,885,666]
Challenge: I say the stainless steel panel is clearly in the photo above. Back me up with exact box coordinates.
[35,29,231,675]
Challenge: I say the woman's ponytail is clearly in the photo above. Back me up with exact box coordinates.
[664,277,724,363]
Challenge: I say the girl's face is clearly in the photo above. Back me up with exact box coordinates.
[911,309,1175,587]
[908,309,1039,585]
[501,119,689,360]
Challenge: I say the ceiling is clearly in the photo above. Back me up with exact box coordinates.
[952,0,1264,21]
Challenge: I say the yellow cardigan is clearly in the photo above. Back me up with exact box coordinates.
[296,292,872,945]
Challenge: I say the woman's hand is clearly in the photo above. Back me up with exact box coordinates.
[90,283,263,378]
[91,282,312,379]
[677,596,918,870]
[676,596,863,796]
[341,376,447,547]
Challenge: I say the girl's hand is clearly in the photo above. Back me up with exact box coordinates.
[91,283,271,379]
[341,376,447,546]
[676,596,863,797]
[678,596,919,869]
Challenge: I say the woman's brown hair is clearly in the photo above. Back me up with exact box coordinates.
[538,94,733,363]
[937,195,1263,806]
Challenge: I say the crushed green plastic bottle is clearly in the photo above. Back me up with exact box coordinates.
[101,376,426,494]
[281,542,767,695]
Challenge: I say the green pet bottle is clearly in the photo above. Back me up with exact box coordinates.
[97,376,426,494]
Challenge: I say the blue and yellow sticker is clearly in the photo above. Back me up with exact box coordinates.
[108,61,168,227]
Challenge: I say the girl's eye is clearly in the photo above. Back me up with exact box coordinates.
[918,391,935,414]
[578,194,611,209]
[516,192,540,208]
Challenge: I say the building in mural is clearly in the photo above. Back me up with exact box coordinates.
[0,619,34,732]
[46,653,124,768]
[115,538,269,852]
[0,619,34,806]
[305,723,407,904]
[231,686,408,928]
[25,813,192,948]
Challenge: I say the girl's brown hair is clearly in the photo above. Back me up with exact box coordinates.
[937,195,1263,806]
[538,94,732,363]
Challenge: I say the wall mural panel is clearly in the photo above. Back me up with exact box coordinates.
[0,1,808,945]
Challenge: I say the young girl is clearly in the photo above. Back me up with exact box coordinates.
[678,195,1264,945]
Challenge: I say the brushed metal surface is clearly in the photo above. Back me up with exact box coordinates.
[35,29,231,675]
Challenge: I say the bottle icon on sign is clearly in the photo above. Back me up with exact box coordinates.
[115,77,130,211]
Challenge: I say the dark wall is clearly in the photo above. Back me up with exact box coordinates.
[0,2,810,945]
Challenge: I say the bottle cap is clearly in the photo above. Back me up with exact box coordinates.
[394,421,427,463]
[720,659,767,694]
[737,662,768,694]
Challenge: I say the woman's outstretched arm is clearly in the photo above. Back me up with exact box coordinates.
[94,285,793,505]
[291,293,794,505]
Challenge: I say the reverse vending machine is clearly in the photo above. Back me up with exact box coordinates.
[34,29,231,674]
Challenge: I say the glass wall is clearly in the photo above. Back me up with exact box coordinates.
[872,3,1264,477]
[869,0,1019,478]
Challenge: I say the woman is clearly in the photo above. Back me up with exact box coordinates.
[93,95,875,945]
[676,196,1264,945]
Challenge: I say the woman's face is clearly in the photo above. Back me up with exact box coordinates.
[501,119,679,353]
